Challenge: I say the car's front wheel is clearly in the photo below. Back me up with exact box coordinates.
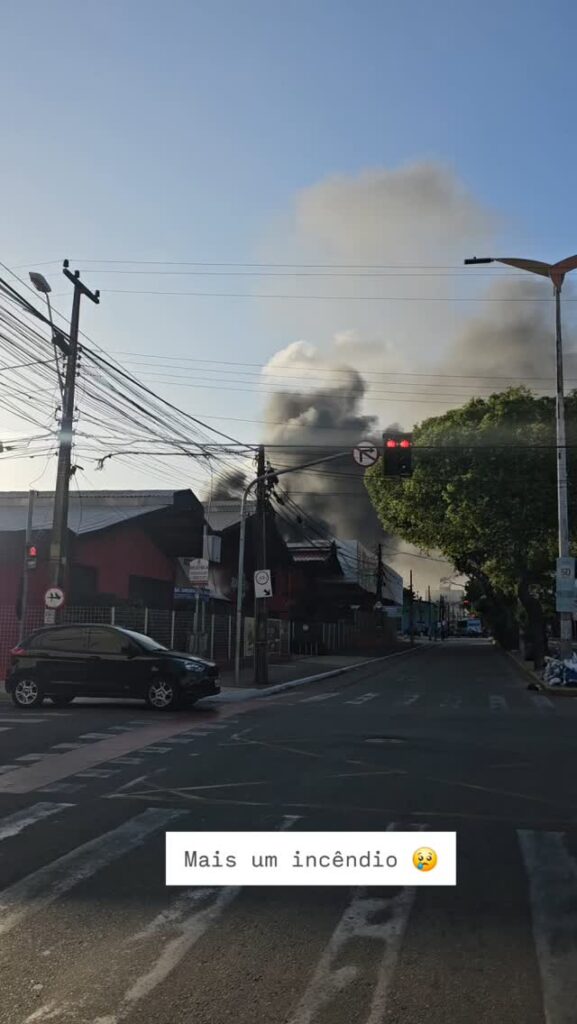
[11,677,44,709]
[146,678,181,711]
[50,695,75,707]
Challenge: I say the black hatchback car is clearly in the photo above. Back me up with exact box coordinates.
[6,624,220,711]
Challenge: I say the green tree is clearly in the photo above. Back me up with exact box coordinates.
[366,388,577,668]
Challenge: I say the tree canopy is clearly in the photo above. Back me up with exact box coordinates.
[365,388,577,661]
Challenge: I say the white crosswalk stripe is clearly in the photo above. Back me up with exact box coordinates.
[0,717,49,725]
[2,802,577,1023]
[0,802,73,842]
[345,693,379,706]
[16,813,298,1024]
[440,695,462,710]
[489,695,508,713]
[530,694,555,713]
[519,829,577,1024]
[300,693,338,704]
[0,806,184,936]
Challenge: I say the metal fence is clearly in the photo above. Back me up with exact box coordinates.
[0,605,367,679]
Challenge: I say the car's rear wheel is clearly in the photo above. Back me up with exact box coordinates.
[11,677,44,708]
[146,678,181,711]
[50,695,75,706]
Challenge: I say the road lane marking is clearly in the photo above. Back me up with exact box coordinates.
[141,746,172,754]
[0,715,234,795]
[38,783,85,795]
[79,733,113,740]
[0,717,47,725]
[0,802,73,842]
[0,765,19,774]
[300,692,338,703]
[396,693,420,706]
[489,695,508,713]
[26,814,299,1024]
[287,838,417,1024]
[531,694,555,713]
[519,830,577,1024]
[440,696,462,710]
[0,807,185,937]
[0,727,10,732]
[75,768,120,778]
[286,823,423,1024]
[51,743,86,751]
[345,693,379,705]
[15,754,44,762]
[108,758,143,767]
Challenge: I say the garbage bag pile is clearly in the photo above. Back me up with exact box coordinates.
[543,653,577,687]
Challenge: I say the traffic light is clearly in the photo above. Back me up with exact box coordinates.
[26,544,38,571]
[383,433,413,477]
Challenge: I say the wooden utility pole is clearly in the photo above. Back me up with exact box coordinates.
[254,444,269,685]
[50,262,99,594]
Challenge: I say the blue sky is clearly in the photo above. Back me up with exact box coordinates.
[2,0,577,495]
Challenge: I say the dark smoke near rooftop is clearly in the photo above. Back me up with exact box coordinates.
[210,366,400,547]
[263,367,397,544]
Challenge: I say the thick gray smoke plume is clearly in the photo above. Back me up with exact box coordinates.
[214,162,577,592]
[255,164,577,592]
[264,365,391,542]
[211,468,247,500]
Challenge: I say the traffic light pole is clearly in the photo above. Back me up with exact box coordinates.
[409,570,415,647]
[19,489,37,644]
[49,264,99,591]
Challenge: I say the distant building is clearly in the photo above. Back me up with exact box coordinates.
[0,489,205,609]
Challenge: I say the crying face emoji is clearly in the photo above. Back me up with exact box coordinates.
[413,847,437,872]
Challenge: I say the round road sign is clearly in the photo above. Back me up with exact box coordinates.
[353,441,379,467]
[44,587,65,610]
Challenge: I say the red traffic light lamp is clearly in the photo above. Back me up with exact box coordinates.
[26,545,38,571]
[383,433,413,477]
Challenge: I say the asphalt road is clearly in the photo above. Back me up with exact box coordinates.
[1,640,576,1024]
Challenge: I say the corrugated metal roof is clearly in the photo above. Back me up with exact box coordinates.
[202,499,256,532]
[0,491,176,535]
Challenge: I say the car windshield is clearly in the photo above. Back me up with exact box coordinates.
[120,629,168,652]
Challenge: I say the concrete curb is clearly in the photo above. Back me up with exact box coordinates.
[504,648,577,698]
[0,646,423,707]
[202,646,422,705]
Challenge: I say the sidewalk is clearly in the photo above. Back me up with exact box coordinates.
[206,645,413,704]
[506,648,577,697]
[0,646,415,705]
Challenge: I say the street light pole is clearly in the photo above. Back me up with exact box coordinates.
[234,449,352,684]
[465,254,577,659]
